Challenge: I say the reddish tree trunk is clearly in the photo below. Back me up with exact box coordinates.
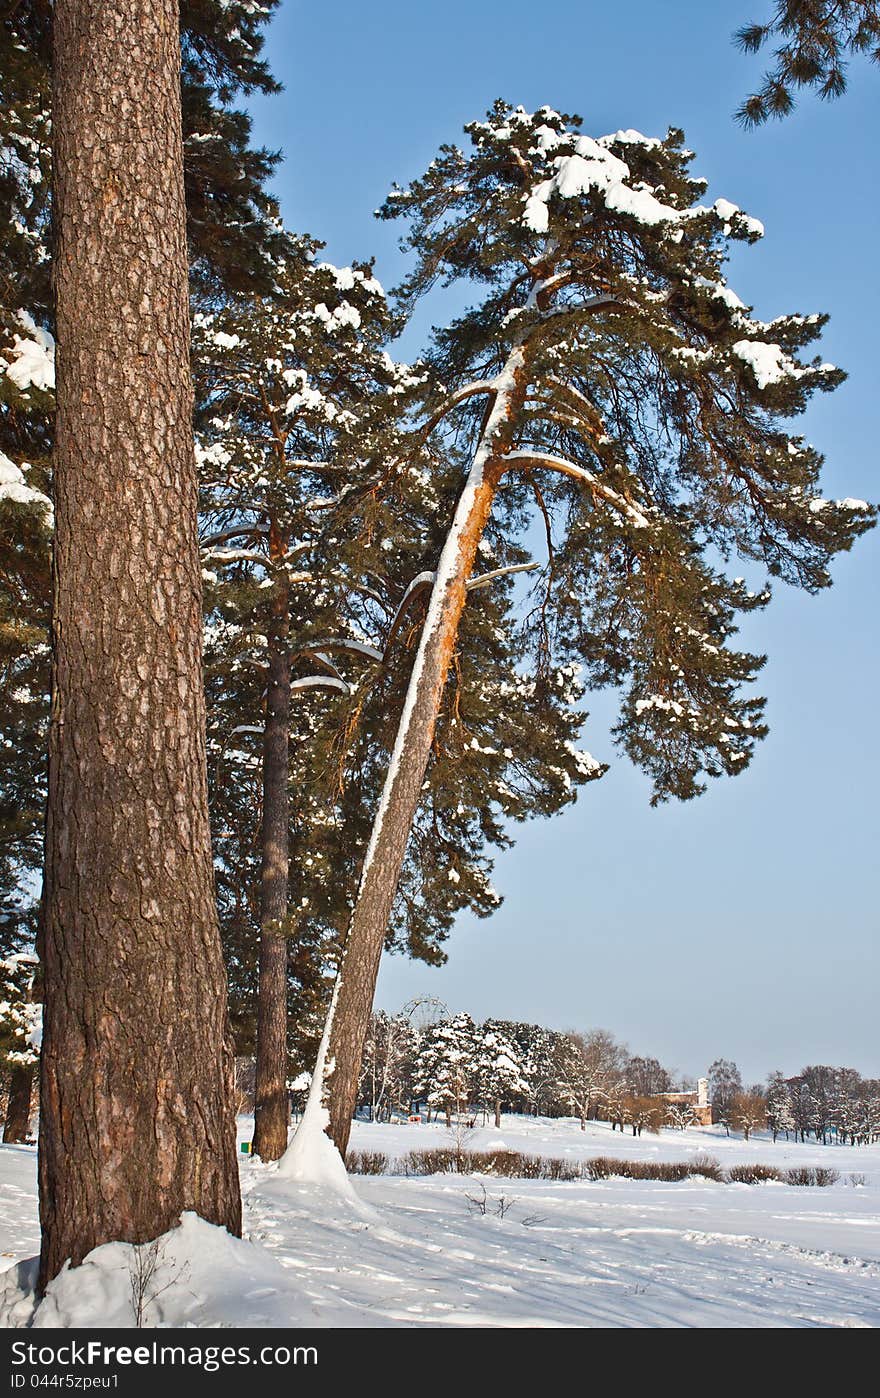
[325,347,531,1155]
[40,0,241,1289]
[252,548,291,1161]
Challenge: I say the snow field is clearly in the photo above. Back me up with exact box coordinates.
[0,1117,877,1328]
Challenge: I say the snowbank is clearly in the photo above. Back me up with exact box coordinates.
[1,1213,301,1330]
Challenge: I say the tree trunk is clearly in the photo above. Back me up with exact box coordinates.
[40,0,241,1289]
[252,549,291,1161]
[3,1064,34,1144]
[325,346,531,1155]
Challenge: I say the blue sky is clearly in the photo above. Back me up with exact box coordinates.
[249,2,879,1084]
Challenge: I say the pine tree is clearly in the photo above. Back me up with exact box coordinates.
[0,25,54,934]
[0,950,39,1143]
[322,102,874,1153]
[0,316,51,1153]
[0,318,48,1145]
[0,340,52,939]
[2,1,285,296]
[40,0,241,1287]
[830,1067,863,1144]
[474,1020,527,1128]
[414,1013,477,1127]
[194,242,416,1158]
[735,1,880,123]
[765,1070,795,1141]
[506,1022,570,1116]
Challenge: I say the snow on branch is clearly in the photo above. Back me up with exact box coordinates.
[199,525,267,549]
[289,675,350,696]
[302,652,346,683]
[536,293,623,324]
[200,548,267,567]
[505,449,653,529]
[414,380,497,439]
[466,561,540,591]
[383,571,436,659]
[300,638,383,663]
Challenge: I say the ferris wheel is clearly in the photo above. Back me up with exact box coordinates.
[400,995,450,1032]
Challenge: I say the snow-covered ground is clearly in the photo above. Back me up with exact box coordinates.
[1,1116,878,1328]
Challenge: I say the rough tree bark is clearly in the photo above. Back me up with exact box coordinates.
[40,0,241,1288]
[324,344,531,1155]
[252,525,291,1161]
[3,1064,34,1144]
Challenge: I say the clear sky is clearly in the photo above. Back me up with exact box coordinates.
[249,2,879,1085]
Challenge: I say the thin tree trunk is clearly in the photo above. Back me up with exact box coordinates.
[253,544,291,1161]
[494,1099,501,1130]
[325,344,531,1155]
[3,1064,34,1144]
[40,0,240,1289]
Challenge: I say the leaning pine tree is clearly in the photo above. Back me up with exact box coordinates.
[318,102,874,1154]
[40,0,241,1286]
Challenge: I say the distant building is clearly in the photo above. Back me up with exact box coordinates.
[659,1077,713,1126]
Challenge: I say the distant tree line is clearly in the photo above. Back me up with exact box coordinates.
[351,1011,880,1145]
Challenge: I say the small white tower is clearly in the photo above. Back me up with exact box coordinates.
[697,1077,709,1108]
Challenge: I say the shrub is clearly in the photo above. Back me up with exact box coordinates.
[813,1167,840,1187]
[398,1148,460,1176]
[784,1166,840,1187]
[478,1150,543,1178]
[625,1160,690,1182]
[689,1154,724,1181]
[541,1156,581,1181]
[393,1148,841,1186]
[582,1156,616,1181]
[399,1148,596,1180]
[726,1163,781,1184]
[580,1157,693,1183]
[345,1150,388,1175]
[785,1166,813,1186]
